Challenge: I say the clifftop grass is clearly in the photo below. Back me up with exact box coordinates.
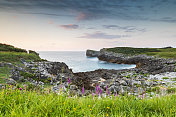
[0,43,27,53]
[0,43,42,63]
[106,47,176,59]
[0,52,42,63]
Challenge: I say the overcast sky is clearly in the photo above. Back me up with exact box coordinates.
[0,0,176,51]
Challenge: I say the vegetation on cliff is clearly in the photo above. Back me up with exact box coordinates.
[0,43,42,63]
[106,47,176,59]
[0,43,43,85]
[0,43,27,53]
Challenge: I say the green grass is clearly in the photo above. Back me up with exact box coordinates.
[0,52,42,63]
[0,43,27,52]
[162,77,169,80]
[0,88,176,117]
[106,47,176,59]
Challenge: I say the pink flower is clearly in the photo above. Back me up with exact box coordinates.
[19,88,22,90]
[69,77,71,84]
[100,89,102,95]
[82,86,84,95]
[92,93,94,98]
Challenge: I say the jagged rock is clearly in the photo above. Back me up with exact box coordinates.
[119,80,127,86]
[95,48,176,74]
[108,85,120,93]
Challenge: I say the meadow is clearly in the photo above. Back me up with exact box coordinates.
[0,86,176,117]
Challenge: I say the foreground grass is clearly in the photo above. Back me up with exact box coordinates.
[0,89,176,117]
[106,47,176,59]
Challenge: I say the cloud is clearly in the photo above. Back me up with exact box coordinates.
[0,0,176,23]
[103,25,146,32]
[59,24,79,29]
[79,32,129,39]
[76,12,94,21]
[25,12,74,17]
[154,17,176,23]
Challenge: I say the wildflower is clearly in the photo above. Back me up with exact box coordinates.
[98,93,101,99]
[73,108,76,111]
[107,91,110,96]
[107,107,110,109]
[90,108,92,111]
[138,87,140,98]
[63,102,66,105]
[107,114,109,116]
[96,84,98,95]
[92,93,94,98]
[89,105,91,108]
[19,88,22,90]
[82,86,84,95]
[100,89,102,95]
[69,77,71,84]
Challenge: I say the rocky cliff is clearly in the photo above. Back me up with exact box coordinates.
[86,49,100,57]
[87,48,176,74]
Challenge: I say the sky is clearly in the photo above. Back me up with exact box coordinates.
[0,0,176,51]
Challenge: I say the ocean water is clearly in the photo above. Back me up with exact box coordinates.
[38,51,136,73]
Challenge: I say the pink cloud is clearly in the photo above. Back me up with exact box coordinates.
[76,12,93,21]
[59,24,79,29]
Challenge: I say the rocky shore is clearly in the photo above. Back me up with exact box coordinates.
[87,49,176,74]
[1,48,176,97]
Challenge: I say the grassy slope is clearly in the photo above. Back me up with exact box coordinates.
[106,47,176,59]
[0,43,27,52]
[0,52,41,63]
[0,43,42,63]
[0,88,176,116]
[0,43,42,83]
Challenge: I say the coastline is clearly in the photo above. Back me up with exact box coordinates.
[1,45,176,97]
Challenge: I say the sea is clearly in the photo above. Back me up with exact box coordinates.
[38,51,136,73]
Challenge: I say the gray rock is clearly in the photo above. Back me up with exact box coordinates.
[119,80,127,86]
[86,50,100,57]
[6,78,17,85]
[108,85,120,93]
[70,85,78,90]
